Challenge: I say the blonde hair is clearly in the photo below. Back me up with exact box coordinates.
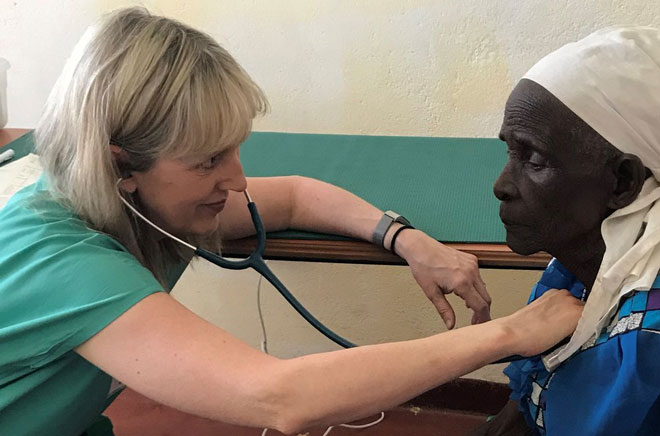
[36,7,268,287]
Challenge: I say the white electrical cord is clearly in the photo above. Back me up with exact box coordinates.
[260,412,385,436]
[256,262,384,435]
[257,261,269,354]
[321,412,386,436]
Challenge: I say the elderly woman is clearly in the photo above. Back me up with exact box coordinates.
[470,27,660,436]
[0,8,583,436]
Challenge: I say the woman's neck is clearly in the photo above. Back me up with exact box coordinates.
[552,234,606,292]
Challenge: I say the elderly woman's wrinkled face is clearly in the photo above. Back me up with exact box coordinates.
[493,79,617,257]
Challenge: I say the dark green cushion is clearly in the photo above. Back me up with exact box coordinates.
[242,132,506,243]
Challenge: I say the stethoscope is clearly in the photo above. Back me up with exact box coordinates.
[117,181,539,363]
[117,181,356,348]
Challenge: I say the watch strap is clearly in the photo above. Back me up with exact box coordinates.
[390,224,415,255]
[372,210,411,247]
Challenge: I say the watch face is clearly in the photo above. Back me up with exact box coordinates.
[373,211,412,246]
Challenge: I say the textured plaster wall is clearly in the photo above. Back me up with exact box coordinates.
[4,1,659,135]
[3,1,659,381]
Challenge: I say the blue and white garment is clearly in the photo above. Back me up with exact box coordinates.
[505,259,660,436]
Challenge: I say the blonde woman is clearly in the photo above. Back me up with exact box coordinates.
[0,8,583,436]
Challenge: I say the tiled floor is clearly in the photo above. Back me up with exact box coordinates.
[105,388,489,436]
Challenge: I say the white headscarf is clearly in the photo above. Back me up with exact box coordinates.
[521,26,660,371]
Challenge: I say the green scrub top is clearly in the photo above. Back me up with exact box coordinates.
[0,175,179,436]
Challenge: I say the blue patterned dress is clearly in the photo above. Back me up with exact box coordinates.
[506,259,660,436]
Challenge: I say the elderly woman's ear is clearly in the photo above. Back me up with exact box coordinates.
[608,153,648,210]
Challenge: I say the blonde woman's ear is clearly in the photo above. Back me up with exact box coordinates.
[117,177,138,194]
[110,144,137,193]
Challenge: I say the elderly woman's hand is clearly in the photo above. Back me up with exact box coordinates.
[393,228,491,329]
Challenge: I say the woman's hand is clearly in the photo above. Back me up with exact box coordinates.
[497,289,584,357]
[393,228,491,329]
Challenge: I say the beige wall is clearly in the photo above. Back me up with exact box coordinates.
[5,1,660,134]
[4,0,659,382]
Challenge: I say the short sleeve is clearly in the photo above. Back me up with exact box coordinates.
[0,180,164,375]
[0,234,163,372]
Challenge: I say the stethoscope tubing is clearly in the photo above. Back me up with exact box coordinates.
[195,195,357,348]
[118,183,528,362]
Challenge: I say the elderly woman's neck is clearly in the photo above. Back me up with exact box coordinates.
[552,236,606,292]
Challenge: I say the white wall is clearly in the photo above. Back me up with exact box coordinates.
[3,0,658,382]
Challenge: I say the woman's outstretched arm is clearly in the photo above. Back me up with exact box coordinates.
[76,289,582,434]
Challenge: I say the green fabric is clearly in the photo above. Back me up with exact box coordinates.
[241,132,507,243]
[4,131,508,243]
[0,131,33,167]
[0,176,164,436]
